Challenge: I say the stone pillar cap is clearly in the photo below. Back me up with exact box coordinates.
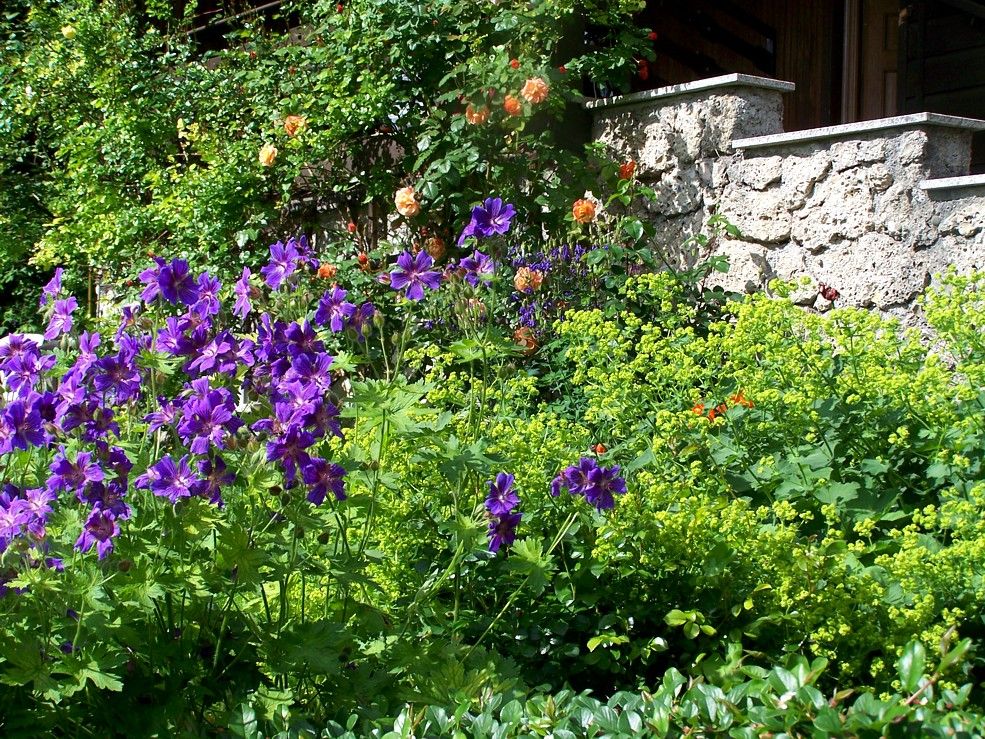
[584,73,796,112]
[734,112,985,151]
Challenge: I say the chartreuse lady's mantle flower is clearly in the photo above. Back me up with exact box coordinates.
[389,251,441,301]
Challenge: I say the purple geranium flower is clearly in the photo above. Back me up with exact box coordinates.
[44,297,78,341]
[350,302,376,342]
[301,458,347,505]
[485,472,519,517]
[261,240,300,290]
[314,287,356,333]
[266,427,316,485]
[48,449,104,496]
[389,251,441,301]
[0,400,46,453]
[191,273,222,318]
[40,267,63,307]
[550,458,626,511]
[460,251,495,287]
[457,197,516,246]
[233,267,254,319]
[140,258,199,306]
[139,454,199,504]
[193,456,234,506]
[75,509,119,560]
[487,511,521,553]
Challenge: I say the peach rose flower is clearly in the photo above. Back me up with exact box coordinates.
[465,104,490,125]
[284,115,307,137]
[317,263,337,280]
[618,159,636,180]
[424,236,446,261]
[259,143,278,167]
[503,95,522,117]
[395,186,420,218]
[572,198,597,224]
[513,327,538,356]
[513,267,543,293]
[520,77,549,105]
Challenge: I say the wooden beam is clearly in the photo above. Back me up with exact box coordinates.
[842,0,862,121]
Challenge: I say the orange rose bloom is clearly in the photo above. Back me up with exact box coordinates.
[514,327,538,356]
[520,77,549,105]
[424,236,446,261]
[284,115,307,137]
[572,198,597,224]
[465,104,490,125]
[394,186,420,218]
[618,160,636,180]
[258,143,278,167]
[503,95,522,117]
[317,263,337,280]
[513,267,543,293]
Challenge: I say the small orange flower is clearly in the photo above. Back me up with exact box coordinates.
[558,65,567,74]
[729,390,754,409]
[347,221,358,234]
[618,160,636,180]
[509,58,520,69]
[503,95,522,117]
[572,198,597,224]
[258,143,278,166]
[513,267,543,293]
[593,443,607,455]
[707,403,728,421]
[514,327,538,356]
[424,236,446,261]
[357,251,370,271]
[648,31,658,41]
[317,263,337,280]
[520,77,549,105]
[691,402,705,415]
[394,186,420,218]
[465,103,490,125]
[283,114,307,137]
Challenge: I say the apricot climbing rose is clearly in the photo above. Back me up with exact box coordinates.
[572,198,597,224]
[514,327,538,356]
[284,115,307,137]
[424,236,446,261]
[259,143,278,166]
[503,95,522,117]
[513,267,543,293]
[520,77,549,105]
[465,104,490,125]
[395,186,420,218]
[317,263,337,280]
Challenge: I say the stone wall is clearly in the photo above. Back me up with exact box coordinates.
[588,75,985,325]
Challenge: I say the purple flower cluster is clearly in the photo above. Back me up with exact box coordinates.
[507,244,599,328]
[0,241,366,570]
[550,458,626,511]
[485,472,521,553]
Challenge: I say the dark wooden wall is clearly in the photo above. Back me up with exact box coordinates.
[900,0,985,172]
[635,0,844,131]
